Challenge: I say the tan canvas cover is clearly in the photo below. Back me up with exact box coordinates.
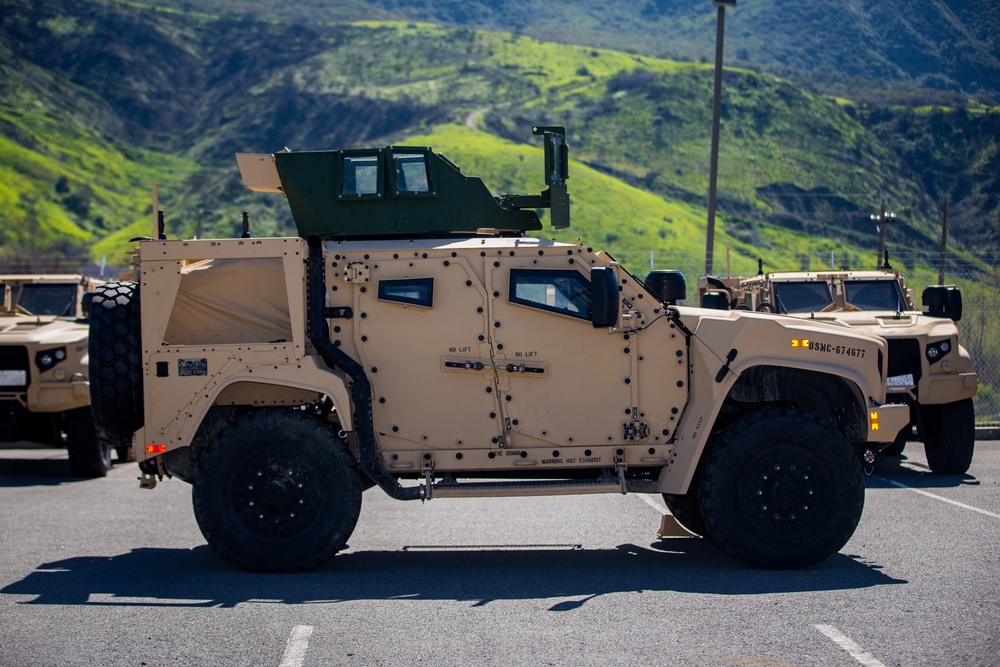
[164,258,293,345]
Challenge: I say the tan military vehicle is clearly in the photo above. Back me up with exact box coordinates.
[703,265,979,474]
[0,273,116,477]
[90,127,909,572]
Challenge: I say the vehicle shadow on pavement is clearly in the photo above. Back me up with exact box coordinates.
[1,541,905,609]
[0,455,81,486]
[868,454,979,489]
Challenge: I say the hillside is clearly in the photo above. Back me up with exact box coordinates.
[2,1,996,267]
[151,0,1000,99]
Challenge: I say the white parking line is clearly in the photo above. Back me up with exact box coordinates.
[873,476,1000,519]
[815,624,886,667]
[280,625,313,667]
[638,493,665,512]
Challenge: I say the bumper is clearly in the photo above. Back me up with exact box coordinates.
[867,403,911,443]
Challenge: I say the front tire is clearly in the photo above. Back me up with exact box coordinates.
[698,409,864,569]
[65,407,112,478]
[192,409,363,572]
[921,398,975,474]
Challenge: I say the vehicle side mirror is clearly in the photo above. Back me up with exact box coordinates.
[591,266,618,328]
[81,291,95,319]
[922,285,962,322]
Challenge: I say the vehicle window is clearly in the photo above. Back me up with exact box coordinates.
[378,277,434,307]
[18,284,77,316]
[509,269,591,320]
[342,153,380,196]
[844,280,906,311]
[392,152,430,193]
[772,281,834,313]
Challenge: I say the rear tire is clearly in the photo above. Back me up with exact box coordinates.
[698,409,864,569]
[192,409,363,572]
[65,407,112,478]
[89,281,143,448]
[921,398,975,474]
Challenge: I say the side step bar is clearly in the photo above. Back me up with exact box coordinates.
[423,476,660,499]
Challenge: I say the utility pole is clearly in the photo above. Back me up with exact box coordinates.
[871,198,896,269]
[705,0,736,276]
[938,197,949,284]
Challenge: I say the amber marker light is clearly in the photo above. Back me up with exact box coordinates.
[869,411,879,431]
[146,444,167,454]
[791,339,810,348]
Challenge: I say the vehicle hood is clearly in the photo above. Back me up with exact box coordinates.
[0,315,89,344]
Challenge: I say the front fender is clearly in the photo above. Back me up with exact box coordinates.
[656,309,894,494]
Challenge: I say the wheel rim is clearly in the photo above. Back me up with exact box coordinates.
[739,445,832,540]
[235,451,319,537]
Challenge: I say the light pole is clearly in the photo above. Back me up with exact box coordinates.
[705,0,736,276]
[871,199,896,269]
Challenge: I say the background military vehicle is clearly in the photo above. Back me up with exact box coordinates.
[90,127,909,572]
[0,273,116,477]
[701,263,978,474]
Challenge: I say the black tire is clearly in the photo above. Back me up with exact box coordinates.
[89,281,143,448]
[65,407,112,478]
[698,409,864,569]
[662,492,709,537]
[921,398,975,474]
[882,427,908,456]
[192,409,363,572]
[755,302,775,313]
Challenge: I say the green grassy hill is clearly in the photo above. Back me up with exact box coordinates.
[1,3,996,266]
[148,0,1000,98]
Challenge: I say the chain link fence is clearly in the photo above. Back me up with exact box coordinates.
[617,250,1000,425]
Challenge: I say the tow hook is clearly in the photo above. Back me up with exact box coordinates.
[861,449,876,475]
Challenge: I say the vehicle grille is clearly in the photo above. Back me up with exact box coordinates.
[0,345,30,392]
[886,339,922,383]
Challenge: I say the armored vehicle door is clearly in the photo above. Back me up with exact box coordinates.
[348,249,505,453]
[486,250,688,452]
[485,253,626,449]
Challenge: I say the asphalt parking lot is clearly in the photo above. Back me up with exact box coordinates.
[1,439,998,666]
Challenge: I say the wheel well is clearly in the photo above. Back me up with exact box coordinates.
[723,366,868,442]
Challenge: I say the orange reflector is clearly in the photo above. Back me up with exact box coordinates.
[869,411,879,431]
[791,339,810,348]
[146,444,167,454]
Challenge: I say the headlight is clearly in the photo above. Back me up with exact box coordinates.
[925,340,953,364]
[35,347,67,371]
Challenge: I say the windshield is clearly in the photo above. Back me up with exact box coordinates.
[771,281,834,313]
[844,280,906,311]
[17,283,77,316]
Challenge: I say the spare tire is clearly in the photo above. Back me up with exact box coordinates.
[89,281,144,448]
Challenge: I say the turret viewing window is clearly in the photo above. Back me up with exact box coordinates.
[342,153,380,197]
[392,151,432,195]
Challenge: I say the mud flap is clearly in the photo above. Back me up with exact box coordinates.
[656,514,698,538]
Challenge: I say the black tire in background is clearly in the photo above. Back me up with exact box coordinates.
[882,427,908,456]
[698,408,864,569]
[921,398,975,474]
[65,406,112,477]
[192,409,363,572]
[88,281,143,449]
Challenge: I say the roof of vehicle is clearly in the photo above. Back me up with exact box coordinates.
[753,270,901,282]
